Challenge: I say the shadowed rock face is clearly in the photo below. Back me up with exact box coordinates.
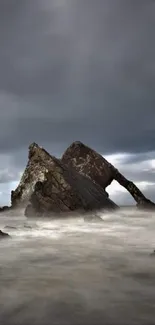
[62,141,155,209]
[11,141,155,217]
[62,141,114,190]
[25,155,117,218]
[25,161,82,217]
[10,142,117,217]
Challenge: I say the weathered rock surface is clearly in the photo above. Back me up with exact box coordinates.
[10,140,155,217]
[62,141,155,210]
[62,141,113,189]
[11,143,62,208]
[0,230,10,239]
[136,199,155,210]
[25,153,117,217]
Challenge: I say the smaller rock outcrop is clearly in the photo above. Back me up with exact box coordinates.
[0,206,11,213]
[0,230,10,239]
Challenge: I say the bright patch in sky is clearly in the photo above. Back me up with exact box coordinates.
[149,159,155,170]
[104,153,155,204]
[104,153,128,166]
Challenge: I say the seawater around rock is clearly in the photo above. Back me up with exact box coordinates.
[0,208,155,324]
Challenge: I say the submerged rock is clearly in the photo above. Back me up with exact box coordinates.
[0,230,10,239]
[150,250,155,256]
[0,206,11,213]
[136,199,155,210]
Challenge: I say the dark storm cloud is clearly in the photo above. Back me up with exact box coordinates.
[0,0,155,204]
[0,0,155,155]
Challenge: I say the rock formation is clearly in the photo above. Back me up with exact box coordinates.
[11,142,117,217]
[24,149,117,217]
[62,141,155,209]
[0,230,10,239]
[0,206,10,213]
[10,140,155,218]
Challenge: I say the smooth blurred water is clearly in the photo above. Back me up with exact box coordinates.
[0,208,155,325]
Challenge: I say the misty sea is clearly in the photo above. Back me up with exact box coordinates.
[0,208,155,325]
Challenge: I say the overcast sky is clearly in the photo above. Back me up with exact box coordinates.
[0,0,155,206]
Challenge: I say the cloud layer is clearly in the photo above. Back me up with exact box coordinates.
[0,0,155,154]
[0,0,155,204]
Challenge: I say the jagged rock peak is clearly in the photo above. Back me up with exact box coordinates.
[11,143,57,208]
[28,142,40,159]
[69,141,86,147]
[63,141,96,153]
[29,142,39,150]
[28,142,53,160]
[28,142,52,160]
